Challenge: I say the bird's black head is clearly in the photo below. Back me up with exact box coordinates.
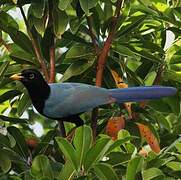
[10,69,50,101]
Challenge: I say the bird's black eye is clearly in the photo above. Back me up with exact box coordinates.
[29,73,35,79]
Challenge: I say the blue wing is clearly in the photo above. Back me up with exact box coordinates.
[43,83,113,118]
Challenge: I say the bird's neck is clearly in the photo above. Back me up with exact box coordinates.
[24,82,50,113]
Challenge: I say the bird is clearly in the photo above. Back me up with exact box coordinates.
[10,69,176,128]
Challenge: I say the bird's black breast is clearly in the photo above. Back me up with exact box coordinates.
[32,99,45,115]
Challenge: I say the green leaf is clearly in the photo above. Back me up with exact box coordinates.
[126,156,144,180]
[107,136,137,154]
[58,160,76,180]
[0,115,28,124]
[0,134,11,148]
[34,129,57,156]
[7,126,29,159]
[56,137,79,171]
[0,90,21,104]
[60,60,94,82]
[175,142,181,153]
[53,8,68,37]
[116,15,146,36]
[0,61,10,78]
[163,70,181,83]
[17,92,31,116]
[58,0,72,10]
[31,155,54,179]
[31,0,45,18]
[84,137,113,171]
[65,44,93,60]
[93,163,119,180]
[10,50,38,65]
[0,11,19,33]
[79,0,98,15]
[166,161,181,171]
[0,150,11,173]
[112,44,138,59]
[8,28,34,54]
[142,168,164,180]
[73,125,93,167]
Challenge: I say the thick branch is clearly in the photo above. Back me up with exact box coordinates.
[96,0,123,86]
[49,46,55,83]
[91,0,124,140]
[19,6,49,81]
[0,37,12,52]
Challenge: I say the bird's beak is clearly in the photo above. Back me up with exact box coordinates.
[10,73,24,81]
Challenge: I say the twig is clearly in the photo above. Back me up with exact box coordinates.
[0,36,12,52]
[19,6,49,81]
[86,16,100,55]
[153,64,164,85]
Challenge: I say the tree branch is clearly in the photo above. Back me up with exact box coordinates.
[91,0,124,139]
[86,16,100,55]
[96,0,123,86]
[49,46,55,83]
[19,6,49,81]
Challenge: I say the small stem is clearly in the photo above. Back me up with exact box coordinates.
[153,64,164,85]
[86,16,100,55]
[0,37,12,52]
[58,121,66,137]
[19,6,49,81]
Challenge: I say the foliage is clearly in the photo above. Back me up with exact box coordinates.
[0,0,181,179]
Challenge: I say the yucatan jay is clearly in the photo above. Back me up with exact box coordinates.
[10,69,176,126]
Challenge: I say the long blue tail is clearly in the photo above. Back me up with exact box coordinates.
[109,86,176,103]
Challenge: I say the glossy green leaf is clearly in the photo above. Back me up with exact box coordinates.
[166,161,181,171]
[7,126,29,159]
[112,44,138,59]
[31,0,45,18]
[116,15,146,36]
[17,92,31,116]
[31,155,54,179]
[0,134,10,149]
[56,137,79,171]
[10,50,38,65]
[0,11,18,33]
[93,163,119,180]
[0,61,10,78]
[0,90,21,104]
[107,136,137,154]
[175,142,181,153]
[58,160,76,180]
[8,28,34,54]
[142,168,164,180]
[73,125,93,167]
[58,0,72,10]
[79,0,98,15]
[0,115,28,124]
[34,129,57,156]
[65,44,93,60]
[60,60,94,82]
[126,156,144,180]
[84,137,113,171]
[53,8,68,37]
[0,150,11,173]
